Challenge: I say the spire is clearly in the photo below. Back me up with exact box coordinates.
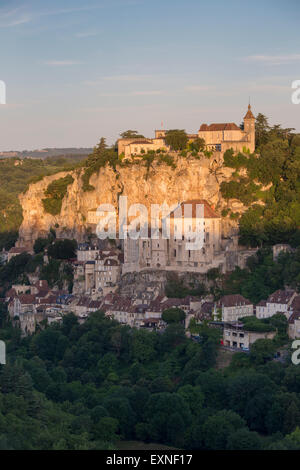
[244,103,255,120]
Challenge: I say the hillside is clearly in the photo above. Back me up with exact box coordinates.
[0,156,87,249]
[0,148,93,159]
[17,152,240,247]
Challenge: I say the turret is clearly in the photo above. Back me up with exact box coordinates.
[243,104,255,152]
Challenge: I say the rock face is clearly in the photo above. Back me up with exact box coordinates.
[18,154,241,247]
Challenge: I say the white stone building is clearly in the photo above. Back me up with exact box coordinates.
[256,289,296,319]
[214,294,253,322]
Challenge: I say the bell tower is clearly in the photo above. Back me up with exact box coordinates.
[243,104,255,152]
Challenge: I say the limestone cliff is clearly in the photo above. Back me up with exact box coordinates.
[18,154,245,247]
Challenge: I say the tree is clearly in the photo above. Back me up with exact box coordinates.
[130,329,157,363]
[162,307,186,324]
[144,393,192,445]
[165,130,188,151]
[189,138,205,153]
[226,428,262,450]
[202,410,246,450]
[33,237,49,254]
[255,113,270,148]
[92,417,119,442]
[47,239,77,260]
[250,339,276,365]
[120,130,145,139]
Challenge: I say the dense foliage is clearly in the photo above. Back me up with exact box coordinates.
[164,130,188,151]
[81,138,119,192]
[0,156,83,250]
[221,115,300,247]
[0,311,299,450]
[42,175,74,216]
[0,236,76,295]
[222,246,300,303]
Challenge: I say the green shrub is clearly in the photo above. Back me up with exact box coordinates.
[42,175,74,215]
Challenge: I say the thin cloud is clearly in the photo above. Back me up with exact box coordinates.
[0,4,104,28]
[75,32,99,38]
[0,7,32,27]
[44,60,83,66]
[131,90,163,96]
[243,54,300,65]
[98,90,164,97]
[102,74,153,82]
[185,85,216,92]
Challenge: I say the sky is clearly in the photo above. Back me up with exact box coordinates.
[0,0,299,151]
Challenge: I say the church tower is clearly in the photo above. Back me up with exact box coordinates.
[243,104,255,153]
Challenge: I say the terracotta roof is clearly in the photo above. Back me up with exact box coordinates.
[288,311,300,324]
[18,294,36,305]
[219,294,252,308]
[129,139,153,145]
[256,300,267,307]
[34,280,49,290]
[36,290,50,299]
[88,300,102,309]
[38,295,57,305]
[77,296,91,307]
[143,318,159,324]
[169,199,219,219]
[6,288,17,298]
[244,104,255,120]
[267,289,295,305]
[201,301,214,314]
[290,295,300,311]
[199,123,241,132]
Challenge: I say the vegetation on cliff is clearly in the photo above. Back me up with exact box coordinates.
[210,246,300,304]
[221,115,300,246]
[0,234,76,295]
[0,156,83,250]
[81,138,119,191]
[42,175,74,216]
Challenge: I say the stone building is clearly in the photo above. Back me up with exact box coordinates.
[123,199,225,274]
[223,322,276,350]
[117,105,255,157]
[256,289,296,319]
[74,249,122,296]
[214,294,253,322]
[198,105,255,153]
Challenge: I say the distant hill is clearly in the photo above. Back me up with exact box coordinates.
[0,148,93,160]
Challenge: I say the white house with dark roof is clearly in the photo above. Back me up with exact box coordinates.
[256,289,296,319]
[214,294,253,322]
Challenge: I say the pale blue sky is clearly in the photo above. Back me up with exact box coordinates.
[0,0,299,150]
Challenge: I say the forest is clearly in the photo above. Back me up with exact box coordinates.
[0,309,300,450]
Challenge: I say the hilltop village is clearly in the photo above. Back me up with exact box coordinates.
[1,105,299,357]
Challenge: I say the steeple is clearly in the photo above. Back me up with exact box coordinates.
[243,103,255,153]
[244,103,255,120]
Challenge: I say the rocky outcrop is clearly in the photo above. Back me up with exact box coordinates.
[18,154,242,247]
